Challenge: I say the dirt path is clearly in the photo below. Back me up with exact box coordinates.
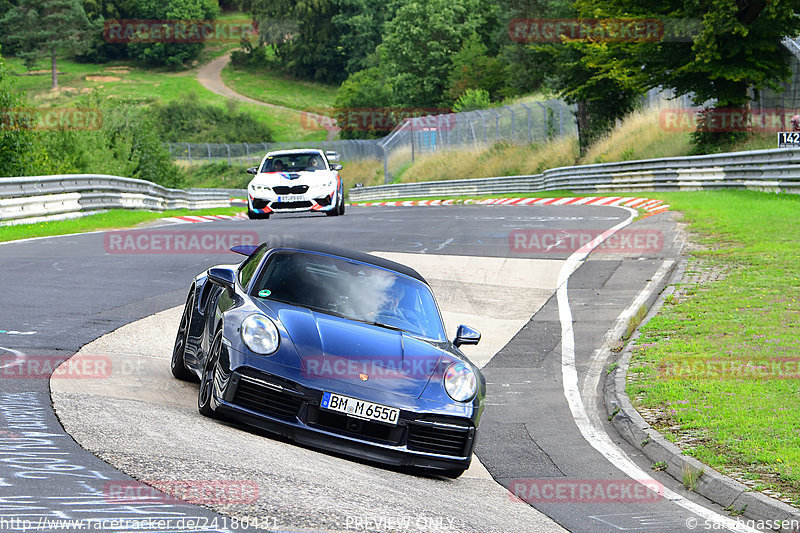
[197,54,339,141]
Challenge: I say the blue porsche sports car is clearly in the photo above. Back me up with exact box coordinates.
[171,238,485,476]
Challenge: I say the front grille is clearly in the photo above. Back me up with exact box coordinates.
[307,407,403,444]
[272,201,313,209]
[273,185,309,195]
[407,420,471,456]
[252,198,269,209]
[233,376,303,420]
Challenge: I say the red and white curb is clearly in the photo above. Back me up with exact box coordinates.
[350,197,669,213]
[161,213,249,224]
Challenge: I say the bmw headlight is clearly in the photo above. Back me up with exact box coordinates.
[241,314,280,355]
[443,362,477,402]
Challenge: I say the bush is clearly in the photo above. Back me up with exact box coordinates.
[333,67,393,139]
[33,95,182,187]
[0,47,40,177]
[151,93,274,143]
[452,89,490,113]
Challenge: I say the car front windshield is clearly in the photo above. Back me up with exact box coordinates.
[252,251,446,341]
[260,153,324,173]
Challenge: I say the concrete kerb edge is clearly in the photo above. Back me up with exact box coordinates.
[603,257,800,530]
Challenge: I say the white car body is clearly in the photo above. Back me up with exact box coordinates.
[246,149,345,219]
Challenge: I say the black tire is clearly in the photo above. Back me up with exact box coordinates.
[326,190,344,216]
[171,290,196,381]
[198,329,223,417]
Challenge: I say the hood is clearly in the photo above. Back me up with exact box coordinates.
[277,307,444,398]
[252,170,335,185]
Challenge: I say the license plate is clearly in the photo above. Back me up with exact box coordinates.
[278,194,305,202]
[320,392,399,425]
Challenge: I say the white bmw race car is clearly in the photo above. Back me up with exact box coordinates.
[245,149,345,220]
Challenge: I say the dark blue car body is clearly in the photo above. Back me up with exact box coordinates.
[171,239,485,476]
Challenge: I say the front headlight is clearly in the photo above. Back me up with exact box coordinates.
[443,362,477,402]
[241,314,280,355]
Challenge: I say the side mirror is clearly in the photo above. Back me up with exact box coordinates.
[208,267,236,289]
[332,163,343,171]
[454,325,480,348]
[246,166,258,175]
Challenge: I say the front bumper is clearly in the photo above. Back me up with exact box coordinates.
[213,368,476,471]
[249,190,336,214]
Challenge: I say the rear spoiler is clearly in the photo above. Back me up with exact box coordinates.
[230,244,260,256]
[326,150,340,163]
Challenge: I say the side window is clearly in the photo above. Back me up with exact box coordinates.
[238,248,266,289]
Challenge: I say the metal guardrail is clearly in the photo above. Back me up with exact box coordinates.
[0,175,231,225]
[348,148,800,201]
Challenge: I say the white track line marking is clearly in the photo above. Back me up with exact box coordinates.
[0,346,25,370]
[556,208,759,533]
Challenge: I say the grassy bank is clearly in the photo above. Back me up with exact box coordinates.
[628,190,800,505]
[0,207,243,243]
[7,57,325,143]
[378,105,777,185]
[221,62,337,114]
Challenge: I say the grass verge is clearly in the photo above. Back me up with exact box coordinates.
[221,62,337,114]
[7,57,325,143]
[0,207,243,243]
[627,190,800,505]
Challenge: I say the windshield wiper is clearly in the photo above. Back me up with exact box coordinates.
[367,321,405,332]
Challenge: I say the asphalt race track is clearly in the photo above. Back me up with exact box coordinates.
[0,205,764,532]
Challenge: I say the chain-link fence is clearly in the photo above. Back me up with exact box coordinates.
[167,139,384,165]
[376,100,576,180]
[167,99,577,183]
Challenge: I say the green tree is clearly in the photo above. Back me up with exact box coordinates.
[0,46,40,177]
[0,0,92,89]
[574,0,800,149]
[331,0,395,75]
[378,0,497,108]
[333,67,393,139]
[126,0,220,68]
[447,33,507,102]
[501,0,642,151]
[240,0,347,81]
